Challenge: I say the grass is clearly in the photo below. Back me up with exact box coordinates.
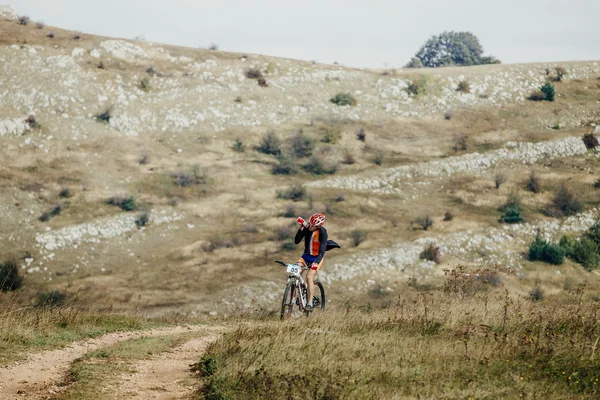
[0,301,160,365]
[197,284,600,399]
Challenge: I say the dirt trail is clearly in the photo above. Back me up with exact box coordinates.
[105,334,219,400]
[0,325,221,400]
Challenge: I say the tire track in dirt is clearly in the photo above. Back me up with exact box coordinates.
[104,334,220,400]
[0,325,221,400]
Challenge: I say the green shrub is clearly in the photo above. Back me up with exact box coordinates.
[0,258,22,291]
[277,185,306,202]
[406,31,499,68]
[559,235,577,257]
[232,138,246,153]
[139,77,151,92]
[39,203,64,222]
[595,178,600,189]
[444,211,454,221]
[571,238,599,270]
[582,133,598,150]
[527,170,541,193]
[586,218,600,247]
[289,130,314,158]
[406,75,429,96]
[192,355,218,377]
[500,202,523,224]
[373,152,384,166]
[414,215,433,231]
[256,131,281,156]
[529,286,545,302]
[528,235,565,265]
[350,229,368,247]
[541,82,556,101]
[108,195,137,211]
[330,93,357,106]
[321,127,342,144]
[355,128,366,142]
[135,211,150,227]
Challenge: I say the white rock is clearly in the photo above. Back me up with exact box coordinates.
[72,47,85,57]
[90,49,101,58]
[100,40,148,59]
[0,5,17,20]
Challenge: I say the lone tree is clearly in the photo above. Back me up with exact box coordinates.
[406,31,499,68]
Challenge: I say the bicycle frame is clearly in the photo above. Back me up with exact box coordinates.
[277,261,309,310]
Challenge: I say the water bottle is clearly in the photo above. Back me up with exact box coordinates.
[297,217,308,227]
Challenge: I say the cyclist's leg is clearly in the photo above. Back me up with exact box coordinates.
[306,256,324,307]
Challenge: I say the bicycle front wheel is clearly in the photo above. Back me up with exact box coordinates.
[313,281,326,311]
[280,280,296,320]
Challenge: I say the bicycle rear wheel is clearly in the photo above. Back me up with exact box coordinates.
[280,281,296,320]
[313,281,326,311]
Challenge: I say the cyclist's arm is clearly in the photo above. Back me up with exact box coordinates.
[294,228,305,244]
[315,228,328,264]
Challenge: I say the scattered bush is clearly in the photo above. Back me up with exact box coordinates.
[46,32,55,39]
[527,170,541,193]
[373,152,384,166]
[420,243,441,264]
[37,290,68,307]
[444,111,454,120]
[256,131,281,156]
[274,226,293,242]
[73,34,81,40]
[172,167,207,187]
[356,128,366,142]
[303,155,337,175]
[289,130,315,158]
[334,193,346,202]
[25,115,40,129]
[94,107,112,124]
[18,16,30,25]
[59,187,73,198]
[321,127,342,144]
[208,43,219,51]
[444,211,454,221]
[500,194,523,224]
[192,355,218,377]
[456,80,470,93]
[342,152,355,165]
[529,286,545,302]
[406,31,499,68]
[39,203,63,222]
[553,66,567,82]
[107,195,137,211]
[257,78,269,87]
[452,134,468,152]
[595,178,600,189]
[350,229,368,247]
[528,89,546,101]
[277,185,306,202]
[139,77,151,92]
[528,234,565,265]
[272,153,298,175]
[494,172,506,189]
[244,68,263,80]
[551,183,582,217]
[138,151,150,165]
[582,133,598,149]
[0,258,22,291]
[234,96,242,103]
[281,204,296,218]
[232,138,246,153]
[135,211,150,227]
[330,93,357,106]
[36,21,45,29]
[414,215,433,231]
[406,75,429,96]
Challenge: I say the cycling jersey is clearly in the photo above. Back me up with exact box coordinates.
[294,226,328,264]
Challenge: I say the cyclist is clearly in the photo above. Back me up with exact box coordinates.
[294,213,329,312]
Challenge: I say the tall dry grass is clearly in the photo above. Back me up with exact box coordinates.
[195,271,600,399]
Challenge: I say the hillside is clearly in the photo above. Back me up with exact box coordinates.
[2,4,600,399]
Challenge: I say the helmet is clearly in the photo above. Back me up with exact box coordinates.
[309,213,326,227]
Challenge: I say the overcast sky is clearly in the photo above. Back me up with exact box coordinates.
[6,0,599,68]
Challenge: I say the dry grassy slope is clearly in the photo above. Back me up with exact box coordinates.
[0,13,599,315]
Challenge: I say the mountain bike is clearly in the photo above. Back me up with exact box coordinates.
[275,260,326,320]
